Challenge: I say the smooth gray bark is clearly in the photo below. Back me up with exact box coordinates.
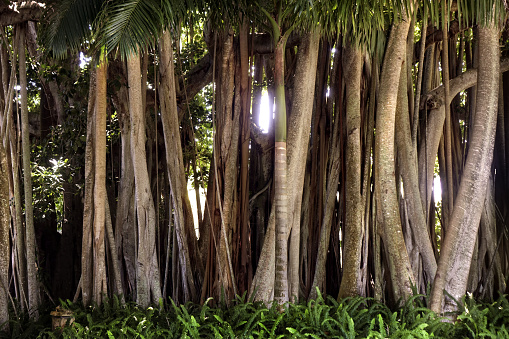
[338,44,363,299]
[430,22,500,315]
[418,58,509,215]
[286,30,320,302]
[374,16,415,302]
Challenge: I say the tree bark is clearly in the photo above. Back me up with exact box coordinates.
[19,24,39,318]
[81,65,96,306]
[442,0,455,222]
[215,31,240,301]
[395,48,437,288]
[105,198,124,300]
[286,29,320,302]
[92,50,107,305]
[159,30,198,303]
[111,62,137,299]
[250,210,275,302]
[11,126,26,311]
[338,43,363,299]
[236,15,252,297]
[273,36,289,305]
[0,140,9,331]
[418,58,509,217]
[309,55,341,299]
[374,16,415,303]
[430,21,500,315]
[127,51,162,308]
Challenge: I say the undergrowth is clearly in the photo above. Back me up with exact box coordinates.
[2,291,509,338]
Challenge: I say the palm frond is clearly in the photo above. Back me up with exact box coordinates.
[456,0,506,27]
[102,0,163,58]
[103,0,206,59]
[205,0,247,30]
[314,0,393,56]
[161,0,206,27]
[42,0,104,59]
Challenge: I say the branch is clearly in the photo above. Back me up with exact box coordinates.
[176,52,213,106]
[0,3,43,26]
[175,33,301,108]
[412,20,463,62]
[422,57,509,110]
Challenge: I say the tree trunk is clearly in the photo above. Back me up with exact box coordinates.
[0,140,9,332]
[309,59,341,299]
[92,50,108,305]
[442,0,455,223]
[374,17,415,303]
[419,58,509,219]
[430,21,500,315]
[215,32,240,301]
[127,51,162,308]
[395,46,437,288]
[273,36,289,305]
[105,198,124,299]
[286,29,320,302]
[111,61,137,299]
[9,96,26,310]
[236,15,252,297]
[250,209,275,302]
[159,30,198,303]
[338,43,363,299]
[19,24,39,318]
[81,65,96,306]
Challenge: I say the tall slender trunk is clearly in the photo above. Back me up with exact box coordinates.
[81,65,96,306]
[250,210,276,302]
[216,34,240,301]
[11,128,26,310]
[338,43,363,299]
[105,198,124,299]
[442,0,454,225]
[430,21,500,315]
[18,24,39,317]
[0,140,9,331]
[309,53,341,299]
[6,38,27,309]
[92,50,108,305]
[127,51,162,308]
[159,31,198,303]
[237,15,252,297]
[273,36,289,305]
[395,46,437,287]
[111,64,137,298]
[286,29,320,302]
[374,16,415,303]
[413,4,428,146]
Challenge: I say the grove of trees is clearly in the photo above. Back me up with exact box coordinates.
[1,0,509,331]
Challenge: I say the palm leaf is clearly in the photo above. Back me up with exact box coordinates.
[103,0,206,59]
[160,0,206,29]
[102,0,163,58]
[42,0,104,58]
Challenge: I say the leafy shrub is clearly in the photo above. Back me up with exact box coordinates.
[8,292,509,338]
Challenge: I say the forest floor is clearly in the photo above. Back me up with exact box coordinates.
[4,292,509,338]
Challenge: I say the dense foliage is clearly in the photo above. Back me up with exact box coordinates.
[3,292,509,338]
